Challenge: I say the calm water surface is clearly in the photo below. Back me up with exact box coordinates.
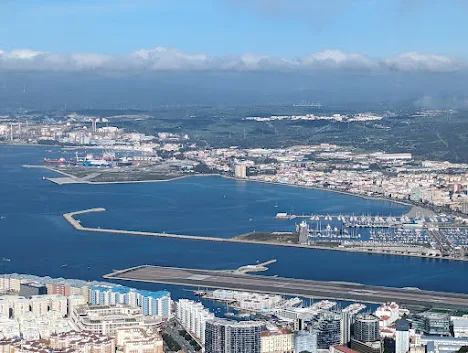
[0,145,467,300]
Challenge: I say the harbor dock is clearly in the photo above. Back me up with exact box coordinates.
[104,265,468,309]
[62,208,468,261]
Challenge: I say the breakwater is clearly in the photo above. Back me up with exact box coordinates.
[63,208,467,261]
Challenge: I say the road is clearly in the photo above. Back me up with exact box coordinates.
[105,265,468,309]
[428,229,454,256]
[164,318,198,353]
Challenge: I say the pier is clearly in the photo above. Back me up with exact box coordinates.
[63,208,227,242]
[104,265,468,309]
[63,208,468,261]
[275,212,451,226]
[23,164,86,185]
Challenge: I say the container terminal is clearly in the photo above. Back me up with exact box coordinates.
[104,265,468,309]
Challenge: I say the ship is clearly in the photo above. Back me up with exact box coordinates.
[117,157,132,166]
[82,158,110,167]
[43,157,66,164]
[81,153,111,167]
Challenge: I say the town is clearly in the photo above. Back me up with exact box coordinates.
[2,112,468,215]
[0,273,467,353]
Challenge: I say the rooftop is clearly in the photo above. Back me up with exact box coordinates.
[333,345,360,353]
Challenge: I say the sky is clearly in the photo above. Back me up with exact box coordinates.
[1,0,467,71]
[1,0,468,108]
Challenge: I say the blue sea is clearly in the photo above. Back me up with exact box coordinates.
[0,145,467,303]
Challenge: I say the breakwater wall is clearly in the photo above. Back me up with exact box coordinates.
[63,208,467,262]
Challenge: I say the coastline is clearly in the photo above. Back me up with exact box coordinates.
[24,164,220,185]
[27,163,423,214]
[63,208,468,262]
[229,177,415,211]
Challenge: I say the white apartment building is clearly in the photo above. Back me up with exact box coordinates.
[50,330,115,353]
[375,302,400,328]
[176,299,214,345]
[12,298,30,318]
[0,277,23,293]
[115,328,163,353]
[72,305,162,336]
[68,295,87,316]
[452,318,468,338]
[234,164,247,178]
[261,328,295,353]
[0,311,73,340]
[0,295,69,319]
[0,299,9,319]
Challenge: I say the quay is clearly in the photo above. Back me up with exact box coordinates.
[23,164,86,185]
[275,212,452,226]
[63,208,468,261]
[104,265,468,309]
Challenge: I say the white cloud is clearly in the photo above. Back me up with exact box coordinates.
[299,50,379,70]
[0,47,463,73]
[130,47,211,70]
[5,49,43,60]
[383,52,461,73]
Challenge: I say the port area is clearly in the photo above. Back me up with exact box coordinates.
[23,164,193,185]
[104,265,468,309]
[23,164,88,185]
[63,208,468,261]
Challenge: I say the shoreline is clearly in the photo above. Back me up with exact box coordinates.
[232,177,416,211]
[63,208,468,262]
[23,164,219,185]
[27,163,425,215]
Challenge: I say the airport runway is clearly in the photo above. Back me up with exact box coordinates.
[104,265,468,309]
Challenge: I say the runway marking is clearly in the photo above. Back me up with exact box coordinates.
[187,274,210,280]
[104,265,468,309]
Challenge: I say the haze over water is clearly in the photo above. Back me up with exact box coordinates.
[1,145,467,299]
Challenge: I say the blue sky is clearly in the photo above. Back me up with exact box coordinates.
[1,0,467,58]
[2,1,468,108]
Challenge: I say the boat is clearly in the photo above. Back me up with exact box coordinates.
[82,159,110,167]
[117,160,132,167]
[43,157,66,164]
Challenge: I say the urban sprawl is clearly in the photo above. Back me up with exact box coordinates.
[3,113,468,259]
[1,113,468,353]
[0,273,467,353]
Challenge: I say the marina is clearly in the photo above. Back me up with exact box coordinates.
[63,208,468,260]
[4,145,468,299]
[276,212,452,226]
